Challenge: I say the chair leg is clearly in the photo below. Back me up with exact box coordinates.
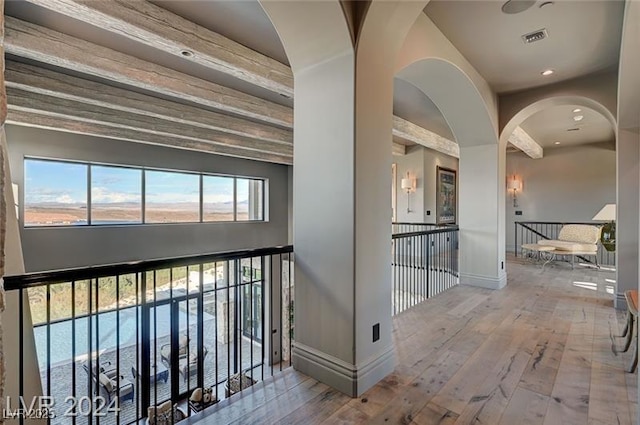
[628,332,638,373]
[622,311,631,337]
[623,314,635,352]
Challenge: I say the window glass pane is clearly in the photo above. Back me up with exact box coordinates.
[24,159,87,226]
[236,178,264,221]
[91,165,142,224]
[202,176,234,222]
[145,170,200,223]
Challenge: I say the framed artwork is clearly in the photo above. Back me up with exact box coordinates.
[436,166,456,224]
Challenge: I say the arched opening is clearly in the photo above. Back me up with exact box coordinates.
[501,96,618,281]
[396,58,505,289]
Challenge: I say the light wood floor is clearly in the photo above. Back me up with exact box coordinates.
[187,257,638,425]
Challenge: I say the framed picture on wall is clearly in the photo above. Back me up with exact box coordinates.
[436,166,456,224]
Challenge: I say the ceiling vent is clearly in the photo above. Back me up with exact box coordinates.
[522,29,548,44]
[567,128,580,132]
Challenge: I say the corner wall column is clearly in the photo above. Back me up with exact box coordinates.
[290,48,395,396]
[459,143,507,289]
[617,128,640,309]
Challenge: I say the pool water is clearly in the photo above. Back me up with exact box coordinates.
[33,303,214,368]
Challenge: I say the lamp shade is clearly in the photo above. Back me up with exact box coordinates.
[507,179,522,191]
[592,204,616,221]
[401,178,413,190]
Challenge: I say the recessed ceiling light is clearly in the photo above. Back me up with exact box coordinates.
[573,115,584,121]
[541,69,554,76]
[540,1,554,8]
[554,141,561,145]
[502,0,536,14]
[572,108,582,113]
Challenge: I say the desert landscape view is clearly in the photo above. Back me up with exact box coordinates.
[25,201,249,225]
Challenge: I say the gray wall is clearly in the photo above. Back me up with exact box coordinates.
[6,125,290,272]
[394,145,458,223]
[506,143,616,252]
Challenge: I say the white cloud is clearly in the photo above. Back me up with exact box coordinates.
[92,187,140,203]
[202,193,233,204]
[56,194,76,204]
[146,192,199,203]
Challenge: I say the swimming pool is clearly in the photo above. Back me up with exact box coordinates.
[33,303,215,367]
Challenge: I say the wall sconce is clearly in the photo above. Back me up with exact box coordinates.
[401,172,416,213]
[507,176,522,207]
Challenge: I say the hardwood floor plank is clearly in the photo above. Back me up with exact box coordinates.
[452,330,534,424]
[413,402,459,425]
[588,361,632,425]
[518,325,570,396]
[498,387,549,425]
[368,350,468,424]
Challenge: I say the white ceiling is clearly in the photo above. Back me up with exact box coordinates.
[393,78,454,142]
[520,104,614,148]
[425,0,625,94]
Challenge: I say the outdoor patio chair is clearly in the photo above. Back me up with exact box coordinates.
[146,400,186,425]
[98,372,135,405]
[160,334,189,366]
[82,360,117,379]
[178,346,208,382]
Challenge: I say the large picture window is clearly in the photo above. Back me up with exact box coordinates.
[91,165,142,224]
[145,170,200,223]
[236,178,264,221]
[24,159,88,226]
[23,158,266,227]
[202,175,234,222]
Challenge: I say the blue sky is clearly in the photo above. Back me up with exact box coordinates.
[25,160,87,204]
[92,165,141,203]
[25,159,255,205]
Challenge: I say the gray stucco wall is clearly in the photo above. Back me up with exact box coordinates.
[5,125,290,272]
[394,145,459,223]
[505,143,616,252]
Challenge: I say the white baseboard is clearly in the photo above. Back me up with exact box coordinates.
[292,342,395,397]
[460,272,507,290]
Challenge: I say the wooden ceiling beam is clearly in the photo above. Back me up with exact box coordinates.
[6,110,293,165]
[7,87,293,158]
[508,126,544,159]
[21,0,293,97]
[4,16,293,128]
[392,116,460,158]
[5,61,292,146]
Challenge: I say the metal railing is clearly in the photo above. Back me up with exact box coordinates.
[3,245,294,425]
[391,225,459,315]
[392,222,440,234]
[514,221,615,266]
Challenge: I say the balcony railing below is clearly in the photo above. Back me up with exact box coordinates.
[3,245,294,425]
[392,225,459,315]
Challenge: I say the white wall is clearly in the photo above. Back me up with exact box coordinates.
[394,147,424,222]
[423,147,458,221]
[394,145,458,223]
[6,125,290,272]
[505,143,616,252]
